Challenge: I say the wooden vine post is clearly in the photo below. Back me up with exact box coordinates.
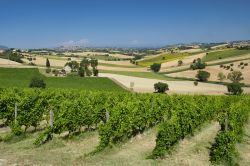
[225,113,228,131]
[14,103,18,124]
[130,82,134,92]
[50,110,54,127]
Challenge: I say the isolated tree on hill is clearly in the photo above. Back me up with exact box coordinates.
[226,71,244,95]
[227,71,244,83]
[227,82,244,95]
[217,72,226,82]
[78,67,85,77]
[90,58,99,77]
[150,63,161,72]
[196,70,210,82]
[80,57,90,70]
[65,61,79,72]
[46,58,50,68]
[154,82,169,93]
[178,60,183,66]
[93,68,99,76]
[90,58,98,69]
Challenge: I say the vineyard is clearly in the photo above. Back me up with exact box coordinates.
[0,88,250,165]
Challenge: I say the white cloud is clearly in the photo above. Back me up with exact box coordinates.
[58,38,89,47]
[131,40,139,45]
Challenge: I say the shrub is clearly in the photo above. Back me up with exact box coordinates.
[178,60,183,66]
[194,81,198,86]
[196,70,210,82]
[52,69,59,76]
[244,63,248,66]
[227,71,244,83]
[217,72,226,82]
[240,62,244,65]
[227,82,244,95]
[230,63,234,66]
[45,68,51,73]
[150,63,161,72]
[10,122,22,136]
[29,77,46,88]
[154,82,169,93]
[220,65,223,68]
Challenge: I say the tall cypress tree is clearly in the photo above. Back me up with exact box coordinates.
[46,58,50,68]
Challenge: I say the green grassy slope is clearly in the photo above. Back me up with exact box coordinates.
[138,52,189,67]
[202,49,250,62]
[0,68,125,91]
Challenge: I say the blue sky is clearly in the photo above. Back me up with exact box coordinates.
[0,0,250,48]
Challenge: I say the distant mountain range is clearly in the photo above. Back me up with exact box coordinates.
[0,45,8,50]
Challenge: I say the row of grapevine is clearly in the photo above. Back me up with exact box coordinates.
[0,89,170,146]
[149,95,250,163]
[1,88,250,163]
[210,97,250,165]
[143,95,225,158]
[95,93,171,152]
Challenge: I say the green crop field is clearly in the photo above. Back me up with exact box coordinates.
[138,52,189,67]
[0,68,125,91]
[202,49,250,62]
[99,63,140,68]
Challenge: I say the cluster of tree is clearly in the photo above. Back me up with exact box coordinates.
[190,58,206,70]
[0,50,23,63]
[236,46,250,50]
[217,71,244,95]
[178,46,193,50]
[64,58,99,77]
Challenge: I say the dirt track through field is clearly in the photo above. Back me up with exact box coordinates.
[100,73,250,94]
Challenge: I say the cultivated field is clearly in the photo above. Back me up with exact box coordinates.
[0,68,125,91]
[160,52,207,70]
[167,59,250,84]
[1,90,249,165]
[99,73,250,94]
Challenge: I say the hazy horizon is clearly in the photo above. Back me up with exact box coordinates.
[1,0,250,49]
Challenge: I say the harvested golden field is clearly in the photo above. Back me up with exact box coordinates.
[99,73,250,94]
[167,59,250,84]
[160,53,206,70]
